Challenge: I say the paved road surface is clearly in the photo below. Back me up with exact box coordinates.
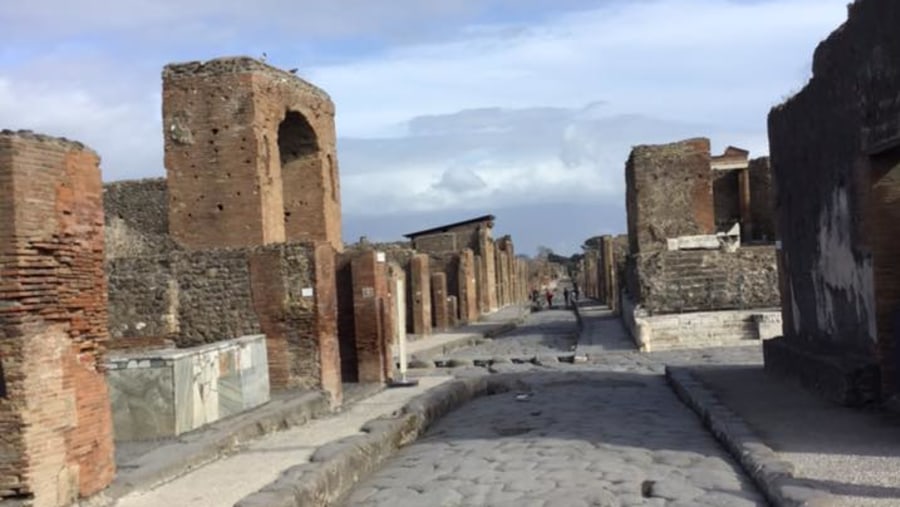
[340,309,766,507]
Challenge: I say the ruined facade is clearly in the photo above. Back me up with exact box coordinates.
[765,0,900,405]
[0,131,115,505]
[106,57,345,406]
[163,57,342,252]
[623,138,781,351]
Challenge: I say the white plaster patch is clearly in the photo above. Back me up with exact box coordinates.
[812,187,876,341]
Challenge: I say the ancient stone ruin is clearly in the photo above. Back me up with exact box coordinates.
[765,0,900,406]
[0,131,116,506]
[621,138,782,351]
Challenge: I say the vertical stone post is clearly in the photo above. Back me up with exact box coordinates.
[431,272,449,332]
[447,296,459,328]
[459,249,479,322]
[0,131,115,505]
[410,254,432,336]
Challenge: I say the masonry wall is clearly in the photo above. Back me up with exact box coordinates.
[107,241,340,397]
[103,178,174,259]
[350,251,390,383]
[626,138,715,254]
[0,131,115,506]
[765,0,900,403]
[431,273,449,331]
[411,222,482,254]
[163,57,342,252]
[631,245,779,315]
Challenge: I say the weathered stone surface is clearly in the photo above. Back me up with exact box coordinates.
[0,130,116,504]
[767,0,900,401]
[163,56,342,252]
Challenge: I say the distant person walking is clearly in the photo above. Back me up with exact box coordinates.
[563,288,571,308]
[545,289,554,308]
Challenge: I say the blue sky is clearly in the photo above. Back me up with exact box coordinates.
[0,0,849,255]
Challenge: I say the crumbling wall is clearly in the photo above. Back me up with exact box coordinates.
[766,0,900,403]
[625,138,715,254]
[0,131,115,505]
[103,178,173,258]
[633,246,779,315]
[163,57,342,252]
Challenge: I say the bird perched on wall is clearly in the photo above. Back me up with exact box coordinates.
[288,68,298,74]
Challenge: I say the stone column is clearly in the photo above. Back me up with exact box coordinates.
[458,249,479,323]
[351,250,390,383]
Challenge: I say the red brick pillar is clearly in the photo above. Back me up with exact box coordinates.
[738,168,753,242]
[314,243,343,403]
[351,251,390,383]
[410,254,432,336]
[0,131,115,505]
[431,272,449,332]
[458,249,478,323]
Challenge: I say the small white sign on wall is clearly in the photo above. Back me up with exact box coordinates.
[301,287,314,297]
[362,287,375,298]
[376,252,386,263]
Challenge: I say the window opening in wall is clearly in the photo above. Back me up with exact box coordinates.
[277,110,319,228]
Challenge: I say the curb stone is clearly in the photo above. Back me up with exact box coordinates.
[666,367,837,507]
[82,391,330,506]
[235,375,524,507]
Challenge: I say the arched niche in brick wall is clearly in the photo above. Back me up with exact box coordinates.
[278,109,322,236]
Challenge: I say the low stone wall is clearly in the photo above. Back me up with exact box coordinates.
[622,289,780,352]
[106,334,270,440]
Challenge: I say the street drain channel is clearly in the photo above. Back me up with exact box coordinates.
[428,355,576,368]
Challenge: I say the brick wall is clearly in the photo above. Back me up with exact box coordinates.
[626,138,714,254]
[163,57,342,252]
[0,131,115,506]
[350,251,390,383]
[412,233,457,254]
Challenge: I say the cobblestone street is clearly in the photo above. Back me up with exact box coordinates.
[340,308,767,507]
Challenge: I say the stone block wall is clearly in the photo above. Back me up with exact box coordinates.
[629,245,779,315]
[103,178,174,259]
[107,241,341,400]
[163,57,342,252]
[0,131,115,506]
[765,0,900,403]
[626,138,715,254]
[477,227,498,313]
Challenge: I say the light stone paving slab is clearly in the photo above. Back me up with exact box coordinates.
[113,376,453,507]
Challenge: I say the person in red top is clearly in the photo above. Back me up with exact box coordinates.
[545,289,554,309]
